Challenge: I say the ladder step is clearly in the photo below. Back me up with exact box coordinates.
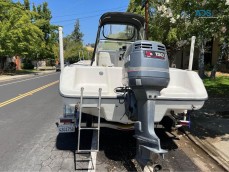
[77,152,91,155]
[75,158,91,162]
[77,150,99,153]
[77,87,102,154]
[81,104,98,108]
[79,127,99,130]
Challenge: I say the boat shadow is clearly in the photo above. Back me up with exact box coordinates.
[55,127,179,171]
[56,132,78,151]
[56,130,93,171]
[97,127,178,171]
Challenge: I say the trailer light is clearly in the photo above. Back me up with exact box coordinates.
[144,50,165,59]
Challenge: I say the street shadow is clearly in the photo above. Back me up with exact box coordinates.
[188,114,229,140]
[187,97,229,140]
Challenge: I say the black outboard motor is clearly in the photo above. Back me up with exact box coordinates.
[123,40,170,165]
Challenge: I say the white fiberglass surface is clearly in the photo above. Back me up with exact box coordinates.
[159,68,208,100]
[60,65,123,97]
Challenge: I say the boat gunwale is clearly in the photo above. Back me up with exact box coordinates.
[59,92,208,101]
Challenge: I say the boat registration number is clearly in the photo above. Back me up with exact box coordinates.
[58,124,75,133]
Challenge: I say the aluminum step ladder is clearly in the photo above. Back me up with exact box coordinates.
[77,87,102,153]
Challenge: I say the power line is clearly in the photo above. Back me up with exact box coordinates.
[51,8,126,24]
[56,8,127,28]
[60,15,101,26]
[52,6,127,19]
[52,14,102,23]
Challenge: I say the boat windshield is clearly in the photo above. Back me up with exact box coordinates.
[97,23,138,51]
[101,24,137,41]
[97,40,132,51]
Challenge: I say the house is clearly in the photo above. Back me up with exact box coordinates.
[172,37,229,72]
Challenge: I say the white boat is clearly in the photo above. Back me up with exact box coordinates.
[58,12,208,166]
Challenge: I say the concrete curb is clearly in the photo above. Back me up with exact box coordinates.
[184,130,229,171]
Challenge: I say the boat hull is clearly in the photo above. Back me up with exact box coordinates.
[62,96,205,123]
[60,65,207,124]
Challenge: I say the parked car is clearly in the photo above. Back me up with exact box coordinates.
[55,63,61,72]
[56,62,69,72]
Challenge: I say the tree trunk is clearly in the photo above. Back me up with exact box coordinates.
[181,46,184,69]
[0,56,7,74]
[198,40,205,79]
[210,42,227,79]
[210,55,221,79]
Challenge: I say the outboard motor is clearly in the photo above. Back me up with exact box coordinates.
[123,40,170,165]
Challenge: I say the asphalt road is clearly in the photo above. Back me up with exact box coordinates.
[0,73,61,170]
[0,72,224,171]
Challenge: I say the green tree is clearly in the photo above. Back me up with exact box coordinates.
[23,0,30,10]
[70,19,84,43]
[127,0,144,16]
[32,2,58,61]
[32,3,36,12]
[127,0,229,78]
[182,0,229,78]
[0,1,43,59]
[63,36,87,63]
[62,20,88,63]
[0,0,59,72]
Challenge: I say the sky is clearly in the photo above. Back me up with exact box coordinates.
[28,0,130,45]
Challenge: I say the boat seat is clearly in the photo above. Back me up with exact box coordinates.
[98,52,114,67]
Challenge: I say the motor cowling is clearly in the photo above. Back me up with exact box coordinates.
[123,40,170,94]
[123,40,170,165]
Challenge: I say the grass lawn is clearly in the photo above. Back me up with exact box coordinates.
[203,76,229,97]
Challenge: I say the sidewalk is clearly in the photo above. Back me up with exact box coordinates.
[0,69,56,82]
[185,97,229,171]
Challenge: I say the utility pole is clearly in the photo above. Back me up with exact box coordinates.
[142,0,149,40]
